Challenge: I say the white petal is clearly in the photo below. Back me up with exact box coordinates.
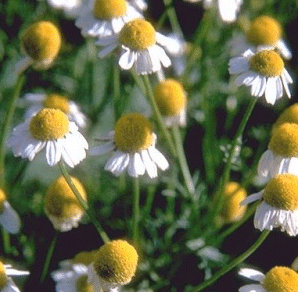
[287,157,298,176]
[46,140,61,166]
[264,77,277,105]
[147,146,169,171]
[141,150,157,178]
[0,202,21,234]
[277,40,292,60]
[241,191,263,206]
[281,71,292,98]
[105,151,130,176]
[89,142,115,156]
[239,284,266,292]
[119,49,135,70]
[127,152,145,177]
[238,268,265,282]
[258,150,273,178]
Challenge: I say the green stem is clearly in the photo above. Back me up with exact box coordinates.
[162,0,184,36]
[1,228,11,255]
[141,75,177,158]
[193,230,270,292]
[143,185,157,217]
[172,126,195,195]
[58,161,109,243]
[113,65,121,122]
[132,177,140,244]
[0,75,25,187]
[40,232,58,283]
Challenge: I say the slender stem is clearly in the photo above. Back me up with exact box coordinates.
[193,230,270,292]
[172,126,195,195]
[113,65,121,122]
[141,75,177,158]
[1,228,11,255]
[132,177,140,244]
[58,161,109,243]
[162,0,184,36]
[40,232,58,283]
[143,185,157,217]
[0,75,25,187]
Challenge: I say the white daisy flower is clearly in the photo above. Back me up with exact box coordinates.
[90,113,169,178]
[258,123,298,179]
[17,21,61,72]
[75,0,142,38]
[242,173,298,236]
[97,18,171,75]
[229,49,293,105]
[0,189,21,234]
[44,175,87,232]
[23,93,87,129]
[184,0,242,23]
[238,266,298,292]
[0,261,29,292]
[88,240,138,292]
[230,16,292,60]
[47,0,84,18]
[153,79,187,127]
[52,250,98,291]
[129,0,147,11]
[8,108,88,168]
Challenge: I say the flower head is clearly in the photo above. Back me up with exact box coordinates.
[8,108,88,168]
[23,92,87,128]
[0,189,21,234]
[75,0,142,38]
[242,173,298,236]
[90,113,169,178]
[47,0,84,18]
[97,19,171,75]
[20,21,61,70]
[239,266,298,292]
[44,175,87,232]
[274,104,298,128]
[88,240,138,291]
[229,49,292,105]
[153,79,187,127]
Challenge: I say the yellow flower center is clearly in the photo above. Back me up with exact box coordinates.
[93,239,138,285]
[274,104,298,128]
[114,113,154,152]
[0,262,7,289]
[44,176,87,218]
[154,79,187,116]
[21,21,61,62]
[72,250,98,266]
[93,0,127,20]
[263,174,298,211]
[29,108,69,140]
[249,50,284,77]
[76,275,94,292]
[220,182,247,223]
[119,19,156,50]
[264,266,298,292]
[43,94,70,114]
[0,189,6,213]
[269,123,298,157]
[246,16,282,46]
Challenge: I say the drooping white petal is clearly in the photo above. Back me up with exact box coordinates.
[46,140,61,166]
[127,152,145,177]
[0,202,21,234]
[277,40,292,60]
[238,268,265,282]
[258,150,274,178]
[105,151,130,176]
[264,77,277,105]
[147,146,169,171]
[238,284,266,292]
[241,191,263,206]
[141,149,157,178]
[119,49,136,70]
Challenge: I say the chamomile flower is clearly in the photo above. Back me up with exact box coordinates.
[239,266,298,292]
[273,104,298,129]
[184,0,243,23]
[97,18,171,75]
[44,175,87,232]
[18,21,62,71]
[230,16,292,60]
[52,250,98,292]
[8,108,88,168]
[242,174,298,236]
[0,261,29,292]
[258,123,298,179]
[216,182,247,225]
[75,0,142,38]
[23,92,87,128]
[153,79,187,127]
[47,0,84,18]
[90,113,169,178]
[229,49,292,105]
[0,189,21,234]
[88,239,138,292]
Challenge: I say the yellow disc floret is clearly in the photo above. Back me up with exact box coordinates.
[249,50,284,77]
[220,182,247,223]
[246,16,282,46]
[72,250,98,266]
[0,189,6,213]
[21,21,61,62]
[263,174,298,211]
[274,104,298,128]
[76,275,94,292]
[43,94,70,114]
[29,108,69,140]
[119,19,156,50]
[44,175,87,219]
[264,266,298,292]
[93,0,127,19]
[269,123,298,157]
[114,113,154,152]
[93,239,138,285]
[0,262,7,289]
[154,79,187,116]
